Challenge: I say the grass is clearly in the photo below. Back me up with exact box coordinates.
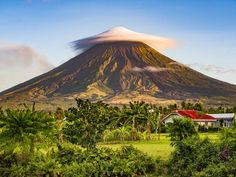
[199,132,220,141]
[99,133,219,160]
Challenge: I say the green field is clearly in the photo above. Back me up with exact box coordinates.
[99,133,220,160]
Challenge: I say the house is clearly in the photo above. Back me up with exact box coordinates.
[162,110,216,126]
[162,110,235,128]
[207,113,235,128]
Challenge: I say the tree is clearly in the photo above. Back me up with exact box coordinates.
[194,103,203,111]
[124,101,154,140]
[167,117,198,146]
[63,99,109,149]
[181,101,186,109]
[0,106,55,164]
[54,107,65,144]
[54,107,65,120]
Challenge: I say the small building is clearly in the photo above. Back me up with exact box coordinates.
[207,113,235,128]
[162,110,216,126]
[162,110,235,128]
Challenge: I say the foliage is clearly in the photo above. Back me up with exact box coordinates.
[167,117,198,145]
[0,106,55,163]
[0,99,235,177]
[59,145,156,177]
[166,128,236,177]
[103,126,144,141]
[193,161,236,177]
[108,101,162,141]
[63,99,109,149]
[198,125,221,133]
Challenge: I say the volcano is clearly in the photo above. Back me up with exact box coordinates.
[1,28,236,108]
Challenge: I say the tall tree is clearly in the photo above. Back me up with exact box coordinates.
[63,99,109,149]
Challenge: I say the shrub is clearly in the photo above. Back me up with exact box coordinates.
[167,117,198,146]
[168,137,218,177]
[193,161,236,177]
[57,145,156,177]
[102,126,144,142]
[166,128,236,177]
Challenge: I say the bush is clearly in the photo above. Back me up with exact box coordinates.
[198,125,208,132]
[2,144,156,177]
[167,137,218,177]
[57,145,156,177]
[193,161,236,177]
[103,126,144,142]
[166,128,236,177]
[167,118,198,146]
[197,125,221,133]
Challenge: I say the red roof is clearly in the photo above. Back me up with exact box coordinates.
[175,110,216,121]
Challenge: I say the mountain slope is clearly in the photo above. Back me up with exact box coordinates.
[0,41,236,107]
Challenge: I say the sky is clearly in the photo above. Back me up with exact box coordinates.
[0,0,236,91]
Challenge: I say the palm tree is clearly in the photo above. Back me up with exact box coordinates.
[124,101,155,140]
[0,106,55,163]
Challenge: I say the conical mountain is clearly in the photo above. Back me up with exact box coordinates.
[1,41,236,107]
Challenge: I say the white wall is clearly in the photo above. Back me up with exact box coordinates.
[163,114,181,124]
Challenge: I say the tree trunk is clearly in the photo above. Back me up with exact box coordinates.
[30,136,35,154]
[158,123,161,141]
[147,121,151,140]
[157,113,162,141]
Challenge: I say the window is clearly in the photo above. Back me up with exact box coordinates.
[224,122,227,127]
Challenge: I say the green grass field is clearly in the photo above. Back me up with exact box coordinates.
[99,133,220,160]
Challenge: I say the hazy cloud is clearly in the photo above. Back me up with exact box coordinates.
[131,66,173,73]
[145,66,173,72]
[0,41,54,91]
[189,63,236,74]
[73,26,176,52]
[131,66,144,72]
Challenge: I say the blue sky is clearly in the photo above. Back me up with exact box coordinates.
[0,0,236,91]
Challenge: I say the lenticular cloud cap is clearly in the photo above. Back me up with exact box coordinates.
[73,26,176,52]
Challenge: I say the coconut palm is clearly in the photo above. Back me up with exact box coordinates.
[0,106,55,159]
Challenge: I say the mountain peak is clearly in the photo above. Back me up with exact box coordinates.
[1,29,236,108]
[1,39,236,109]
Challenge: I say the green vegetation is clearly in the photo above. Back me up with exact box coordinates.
[167,117,198,145]
[63,99,109,149]
[100,133,219,160]
[100,134,172,159]
[0,99,235,176]
[167,127,236,177]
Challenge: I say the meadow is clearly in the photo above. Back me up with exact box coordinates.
[100,133,220,160]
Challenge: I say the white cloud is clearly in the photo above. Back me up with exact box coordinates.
[131,66,144,72]
[189,63,236,74]
[73,26,176,52]
[0,41,54,91]
[187,63,236,85]
[130,66,173,73]
[144,66,173,72]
